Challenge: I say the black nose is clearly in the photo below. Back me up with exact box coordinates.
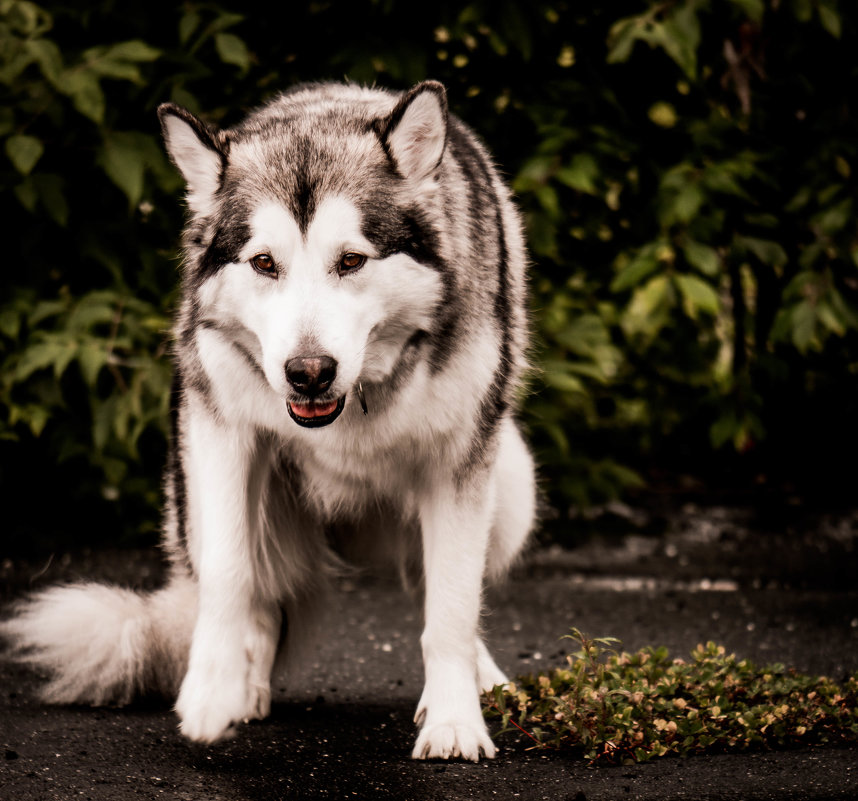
[285,355,338,397]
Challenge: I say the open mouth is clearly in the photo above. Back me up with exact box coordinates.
[287,396,346,428]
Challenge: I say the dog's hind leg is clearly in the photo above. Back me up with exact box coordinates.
[475,417,537,694]
[476,638,508,692]
[486,417,537,581]
[173,400,282,743]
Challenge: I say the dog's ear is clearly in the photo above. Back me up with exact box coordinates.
[379,81,448,181]
[158,104,226,215]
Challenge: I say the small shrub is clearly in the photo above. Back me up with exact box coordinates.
[484,629,858,764]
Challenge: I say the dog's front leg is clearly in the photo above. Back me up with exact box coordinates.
[174,402,280,743]
[412,479,496,761]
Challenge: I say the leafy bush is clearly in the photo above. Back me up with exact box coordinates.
[511,0,858,508]
[484,630,858,764]
[2,1,857,548]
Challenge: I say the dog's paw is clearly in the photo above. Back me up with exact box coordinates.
[412,666,497,761]
[176,672,271,744]
[412,720,497,761]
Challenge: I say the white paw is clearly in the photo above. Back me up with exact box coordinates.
[412,655,498,761]
[176,606,280,744]
[176,670,270,744]
[412,720,497,761]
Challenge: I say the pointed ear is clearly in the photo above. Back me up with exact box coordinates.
[158,103,226,215]
[379,81,448,181]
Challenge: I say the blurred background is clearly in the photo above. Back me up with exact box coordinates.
[1,0,857,555]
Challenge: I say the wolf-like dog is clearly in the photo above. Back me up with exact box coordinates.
[2,81,536,761]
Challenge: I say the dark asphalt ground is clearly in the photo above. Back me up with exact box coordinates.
[1,503,857,800]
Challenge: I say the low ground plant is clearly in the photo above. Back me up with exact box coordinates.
[484,630,858,764]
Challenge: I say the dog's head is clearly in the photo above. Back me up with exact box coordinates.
[159,83,450,428]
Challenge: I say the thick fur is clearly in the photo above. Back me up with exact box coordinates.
[1,81,536,761]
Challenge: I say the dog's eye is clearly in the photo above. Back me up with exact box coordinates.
[338,252,366,274]
[250,253,277,277]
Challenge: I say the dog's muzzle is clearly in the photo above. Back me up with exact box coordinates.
[285,354,345,427]
[283,356,368,427]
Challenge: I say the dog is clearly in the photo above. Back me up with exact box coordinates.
[2,81,536,761]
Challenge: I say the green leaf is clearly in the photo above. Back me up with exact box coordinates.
[67,296,118,332]
[790,300,816,352]
[5,134,44,175]
[209,11,245,33]
[701,165,749,198]
[611,245,661,292]
[552,313,610,353]
[513,155,556,192]
[0,308,21,339]
[0,47,35,85]
[523,211,558,261]
[563,361,609,382]
[13,339,75,382]
[169,85,202,115]
[599,462,644,490]
[61,70,105,123]
[534,184,560,218]
[607,5,700,79]
[179,10,201,44]
[683,241,720,277]
[0,108,14,138]
[828,286,858,329]
[14,176,38,211]
[4,1,53,36]
[33,173,68,226]
[215,32,251,73]
[661,3,700,80]
[13,403,50,437]
[99,456,128,487]
[98,132,147,208]
[103,40,161,62]
[556,153,599,195]
[622,275,674,339]
[29,299,67,326]
[540,420,570,456]
[814,198,852,235]
[81,40,160,83]
[606,16,640,65]
[544,370,585,394]
[660,181,703,226]
[13,174,67,224]
[816,301,845,337]
[818,1,841,38]
[24,38,64,86]
[77,340,108,387]
[744,212,779,229]
[736,236,788,269]
[675,274,720,319]
[798,241,824,271]
[52,340,78,379]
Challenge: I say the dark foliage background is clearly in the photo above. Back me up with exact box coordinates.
[2,0,856,553]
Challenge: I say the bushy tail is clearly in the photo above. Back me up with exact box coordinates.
[0,575,197,706]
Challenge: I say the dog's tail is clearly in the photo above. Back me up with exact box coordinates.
[0,574,197,706]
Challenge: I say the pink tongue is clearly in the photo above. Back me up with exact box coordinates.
[290,400,338,419]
